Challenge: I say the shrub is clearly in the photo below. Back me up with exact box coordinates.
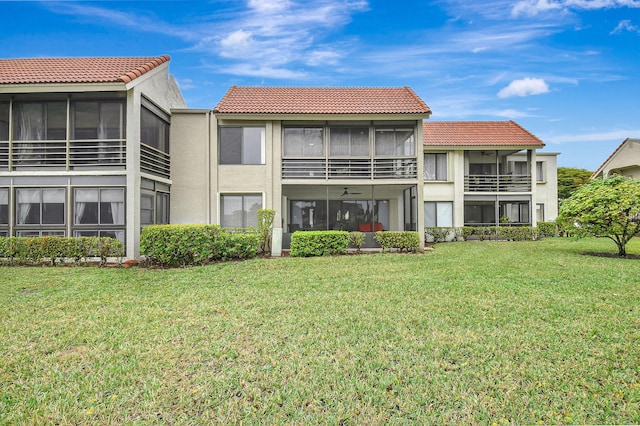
[0,236,123,266]
[374,231,420,252]
[537,221,559,238]
[257,209,276,255]
[140,224,259,267]
[290,231,349,257]
[349,231,365,252]
[496,226,537,241]
[424,227,457,243]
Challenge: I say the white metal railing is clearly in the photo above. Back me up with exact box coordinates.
[141,143,170,179]
[465,174,531,192]
[70,140,126,168]
[282,157,417,180]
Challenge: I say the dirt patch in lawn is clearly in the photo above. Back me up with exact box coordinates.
[581,251,640,260]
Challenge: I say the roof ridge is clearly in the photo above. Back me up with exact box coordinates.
[592,137,630,177]
[118,55,170,83]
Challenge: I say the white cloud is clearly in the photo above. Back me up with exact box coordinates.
[497,78,550,98]
[511,0,640,17]
[610,19,640,34]
[223,64,308,79]
[545,129,640,143]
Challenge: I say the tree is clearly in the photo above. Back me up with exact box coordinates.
[557,175,640,256]
[557,167,593,201]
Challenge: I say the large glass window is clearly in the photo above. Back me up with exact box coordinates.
[329,128,369,157]
[424,153,447,180]
[464,202,496,226]
[500,201,530,224]
[424,202,453,227]
[219,127,265,164]
[375,129,415,156]
[140,106,169,153]
[16,188,65,226]
[536,161,544,182]
[72,101,124,140]
[74,188,125,225]
[13,102,66,141]
[220,194,262,228]
[283,128,324,157]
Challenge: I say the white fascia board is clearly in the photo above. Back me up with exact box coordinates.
[123,63,169,91]
[213,113,431,121]
[0,82,126,94]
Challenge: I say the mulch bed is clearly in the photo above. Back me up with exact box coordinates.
[581,252,640,260]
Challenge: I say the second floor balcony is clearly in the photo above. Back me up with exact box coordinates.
[282,157,417,180]
[465,174,531,192]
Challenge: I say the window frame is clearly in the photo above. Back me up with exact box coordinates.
[374,128,415,157]
[424,201,453,227]
[220,193,263,229]
[15,187,66,228]
[424,153,448,181]
[219,126,266,165]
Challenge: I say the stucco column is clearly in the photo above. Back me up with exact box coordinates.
[126,89,142,258]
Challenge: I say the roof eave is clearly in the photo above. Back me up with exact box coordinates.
[213,112,431,121]
[0,82,127,94]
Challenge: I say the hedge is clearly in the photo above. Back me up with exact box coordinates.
[374,231,420,252]
[289,231,349,257]
[0,236,124,266]
[140,224,259,267]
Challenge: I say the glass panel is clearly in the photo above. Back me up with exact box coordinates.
[156,192,170,225]
[0,188,8,224]
[424,154,436,180]
[0,102,9,141]
[330,128,369,157]
[140,193,154,226]
[375,129,395,156]
[141,107,168,153]
[536,161,544,181]
[436,154,447,180]
[42,188,65,225]
[46,102,66,140]
[100,188,125,225]
[284,128,323,157]
[101,103,123,139]
[75,188,99,224]
[220,127,242,164]
[243,195,262,228]
[437,202,453,227]
[221,195,242,228]
[16,189,41,225]
[14,103,44,140]
[330,128,350,156]
[424,202,436,227]
[464,202,496,225]
[242,127,265,165]
[73,102,99,139]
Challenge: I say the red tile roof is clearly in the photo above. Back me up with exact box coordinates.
[0,56,170,85]
[423,121,544,147]
[213,86,431,115]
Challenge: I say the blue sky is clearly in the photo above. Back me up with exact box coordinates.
[2,0,639,171]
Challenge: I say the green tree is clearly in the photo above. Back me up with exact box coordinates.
[557,167,593,201]
[558,175,640,256]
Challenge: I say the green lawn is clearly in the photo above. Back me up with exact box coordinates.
[1,238,639,424]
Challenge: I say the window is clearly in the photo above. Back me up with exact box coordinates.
[536,203,545,222]
[156,192,170,224]
[424,153,447,180]
[72,101,124,140]
[17,230,65,237]
[74,188,125,225]
[74,230,125,243]
[16,188,65,226]
[424,202,453,227]
[464,202,495,226]
[0,102,8,141]
[329,128,369,157]
[283,128,324,157]
[536,161,544,182]
[140,106,169,153]
[220,127,265,164]
[500,201,530,224]
[220,194,262,228]
[13,102,66,141]
[141,193,154,227]
[0,188,8,228]
[375,129,415,156]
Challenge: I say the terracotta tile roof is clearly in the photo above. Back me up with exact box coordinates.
[423,120,544,147]
[0,55,170,85]
[213,86,431,115]
[592,137,639,177]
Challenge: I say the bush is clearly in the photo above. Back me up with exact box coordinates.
[496,226,537,241]
[140,224,259,267]
[374,231,420,252]
[290,231,349,257]
[349,231,365,252]
[257,209,275,254]
[0,236,123,266]
[537,222,559,238]
[424,227,460,243]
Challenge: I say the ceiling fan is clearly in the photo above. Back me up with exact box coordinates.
[340,187,362,197]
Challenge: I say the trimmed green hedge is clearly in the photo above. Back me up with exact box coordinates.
[0,236,124,266]
[140,224,259,267]
[537,222,559,238]
[289,231,349,257]
[374,231,420,252]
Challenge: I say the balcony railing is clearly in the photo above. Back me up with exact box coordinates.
[141,143,170,179]
[70,140,126,169]
[282,157,417,180]
[465,174,531,192]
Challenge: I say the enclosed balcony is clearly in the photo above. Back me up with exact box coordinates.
[465,150,539,193]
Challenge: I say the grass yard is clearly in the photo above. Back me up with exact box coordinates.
[1,238,639,424]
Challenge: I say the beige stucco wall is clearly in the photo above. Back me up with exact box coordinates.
[170,109,211,224]
[509,152,559,222]
[600,140,640,178]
